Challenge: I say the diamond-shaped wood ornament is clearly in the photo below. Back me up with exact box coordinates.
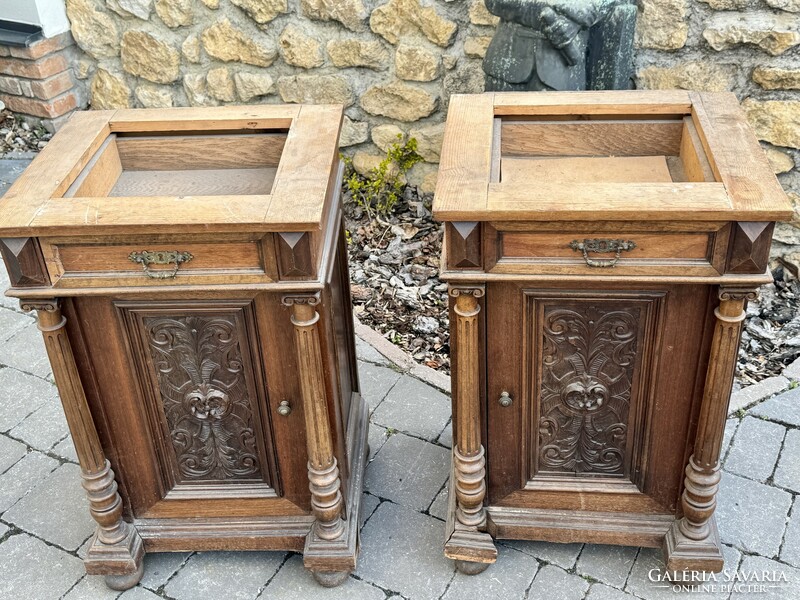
[276,231,314,279]
[447,222,481,269]
[726,221,774,274]
[0,237,49,287]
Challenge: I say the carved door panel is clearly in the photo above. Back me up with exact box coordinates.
[486,283,712,515]
[117,300,281,510]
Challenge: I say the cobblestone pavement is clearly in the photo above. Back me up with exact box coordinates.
[1,165,800,600]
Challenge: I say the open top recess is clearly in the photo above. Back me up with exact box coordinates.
[434,91,793,223]
[0,104,344,236]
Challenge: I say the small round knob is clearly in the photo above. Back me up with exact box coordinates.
[499,391,512,407]
[277,400,292,416]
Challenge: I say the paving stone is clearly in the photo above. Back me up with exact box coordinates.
[9,397,69,451]
[356,502,455,600]
[3,462,95,551]
[0,260,20,310]
[785,356,800,380]
[527,564,589,600]
[64,575,121,599]
[372,375,451,441]
[0,533,84,600]
[0,367,58,432]
[731,555,800,600]
[358,362,401,410]
[586,583,641,600]
[442,544,538,600]
[365,432,450,511]
[717,471,792,556]
[502,540,584,569]
[361,492,380,528]
[724,416,785,482]
[729,376,789,414]
[0,323,52,378]
[0,306,33,342]
[722,543,742,572]
[356,338,389,365]
[139,551,191,591]
[119,588,162,600]
[721,418,739,461]
[774,428,800,492]
[428,482,448,520]
[780,497,800,568]
[367,423,389,462]
[264,554,385,600]
[0,521,8,538]
[438,420,452,448]
[576,544,638,589]
[0,158,31,197]
[52,434,79,463]
[750,387,800,426]
[626,548,717,600]
[164,550,285,600]
[0,450,58,512]
[0,433,27,473]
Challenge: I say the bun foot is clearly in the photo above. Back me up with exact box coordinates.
[311,570,350,587]
[455,559,491,575]
[104,562,144,591]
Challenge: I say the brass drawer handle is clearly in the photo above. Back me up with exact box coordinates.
[128,250,193,279]
[569,239,636,268]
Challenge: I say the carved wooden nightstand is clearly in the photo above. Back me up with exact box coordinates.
[434,91,792,575]
[0,105,366,589]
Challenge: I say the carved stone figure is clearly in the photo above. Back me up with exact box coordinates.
[483,0,637,91]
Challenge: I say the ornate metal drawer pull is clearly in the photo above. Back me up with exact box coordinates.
[569,239,637,268]
[128,250,193,279]
[499,391,513,407]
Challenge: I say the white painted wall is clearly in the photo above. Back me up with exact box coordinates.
[0,0,69,38]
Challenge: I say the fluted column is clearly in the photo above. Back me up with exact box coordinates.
[283,293,345,542]
[24,299,143,589]
[450,286,487,529]
[664,286,756,571]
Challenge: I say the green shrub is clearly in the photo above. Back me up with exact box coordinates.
[342,135,423,218]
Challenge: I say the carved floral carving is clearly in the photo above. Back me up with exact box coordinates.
[145,315,261,481]
[538,304,641,476]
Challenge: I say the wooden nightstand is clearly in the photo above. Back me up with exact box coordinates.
[434,91,792,574]
[0,105,367,589]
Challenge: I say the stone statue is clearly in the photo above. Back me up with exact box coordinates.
[482,0,637,91]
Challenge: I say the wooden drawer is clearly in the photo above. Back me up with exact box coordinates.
[41,234,277,287]
[483,222,730,277]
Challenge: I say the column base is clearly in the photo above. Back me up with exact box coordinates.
[303,392,368,586]
[84,525,145,590]
[662,517,724,573]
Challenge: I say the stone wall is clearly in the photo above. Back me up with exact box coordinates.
[633,0,800,256]
[66,0,499,193]
[67,0,799,220]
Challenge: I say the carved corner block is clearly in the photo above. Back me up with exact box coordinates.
[276,232,315,279]
[0,237,49,287]
[447,222,482,269]
[725,222,774,274]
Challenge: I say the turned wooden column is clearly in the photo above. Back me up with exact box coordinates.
[284,293,345,541]
[665,286,756,570]
[450,286,487,529]
[24,299,143,588]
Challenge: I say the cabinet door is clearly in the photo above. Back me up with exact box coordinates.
[486,282,713,516]
[67,296,309,521]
